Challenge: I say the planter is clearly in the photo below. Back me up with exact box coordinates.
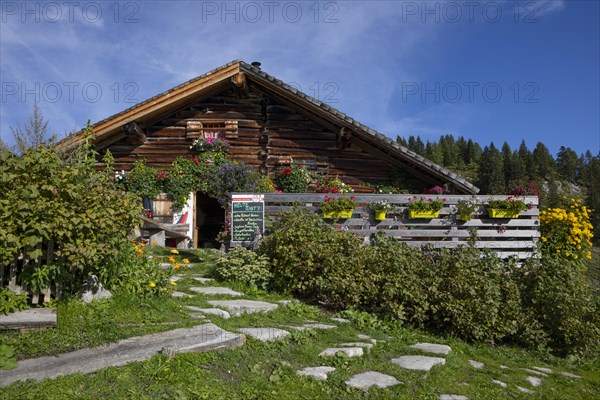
[374,210,387,221]
[323,209,354,219]
[488,208,520,219]
[458,212,472,222]
[409,210,440,219]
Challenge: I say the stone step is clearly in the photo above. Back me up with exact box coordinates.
[0,323,244,387]
[410,342,451,355]
[0,308,57,331]
[189,287,243,296]
[319,347,364,357]
[345,371,402,390]
[296,366,336,381]
[238,327,290,342]
[391,355,446,371]
[207,300,278,317]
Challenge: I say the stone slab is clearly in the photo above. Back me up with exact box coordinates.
[184,306,230,319]
[188,313,207,319]
[207,300,278,317]
[391,355,446,371]
[330,317,350,323]
[439,395,469,400]
[296,366,336,381]
[192,277,214,284]
[345,371,402,390]
[526,376,542,387]
[532,367,553,374]
[319,347,364,357]
[0,308,57,330]
[238,327,290,342]
[491,380,507,388]
[357,334,377,344]
[517,386,535,394]
[170,275,184,282]
[410,342,451,355]
[0,323,244,387]
[338,342,374,349]
[189,287,243,296]
[522,368,548,377]
[468,360,484,369]
[171,291,190,298]
[303,323,337,330]
[560,371,581,379]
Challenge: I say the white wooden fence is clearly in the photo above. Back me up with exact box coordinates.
[260,193,540,260]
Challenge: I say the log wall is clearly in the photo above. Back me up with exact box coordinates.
[104,84,419,189]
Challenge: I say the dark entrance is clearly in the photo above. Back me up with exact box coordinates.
[195,193,224,248]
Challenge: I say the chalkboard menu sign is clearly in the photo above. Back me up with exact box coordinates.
[231,194,264,243]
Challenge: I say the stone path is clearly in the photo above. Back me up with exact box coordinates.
[4,269,586,397]
[0,323,243,387]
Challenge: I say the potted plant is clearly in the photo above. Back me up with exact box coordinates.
[273,165,312,193]
[190,136,230,154]
[487,196,528,218]
[407,196,444,219]
[320,195,356,219]
[369,200,394,221]
[318,176,354,194]
[456,197,480,221]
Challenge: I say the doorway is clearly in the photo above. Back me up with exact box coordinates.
[195,193,224,248]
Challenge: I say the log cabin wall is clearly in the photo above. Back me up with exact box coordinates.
[103,82,414,189]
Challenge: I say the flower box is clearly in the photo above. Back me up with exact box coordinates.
[323,209,354,219]
[374,210,387,221]
[488,208,520,219]
[409,210,440,219]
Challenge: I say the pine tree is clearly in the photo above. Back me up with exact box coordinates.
[532,142,555,179]
[478,143,505,194]
[9,101,56,154]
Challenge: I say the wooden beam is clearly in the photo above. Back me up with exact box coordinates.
[231,72,249,99]
[123,122,147,145]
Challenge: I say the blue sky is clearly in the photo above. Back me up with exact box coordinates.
[1,0,598,156]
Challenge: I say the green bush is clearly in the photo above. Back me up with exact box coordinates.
[520,254,600,356]
[0,289,28,315]
[214,246,272,289]
[96,242,175,298]
[0,136,141,294]
[259,209,600,355]
[259,209,371,310]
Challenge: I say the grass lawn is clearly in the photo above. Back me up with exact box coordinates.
[1,247,599,399]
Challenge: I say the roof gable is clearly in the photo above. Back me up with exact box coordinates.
[58,60,478,194]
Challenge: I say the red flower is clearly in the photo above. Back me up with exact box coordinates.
[193,157,200,165]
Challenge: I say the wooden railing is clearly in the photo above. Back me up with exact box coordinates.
[0,241,63,304]
[260,193,540,260]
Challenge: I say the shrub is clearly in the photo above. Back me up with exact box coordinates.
[96,242,175,298]
[0,139,141,294]
[519,255,600,356]
[0,289,28,315]
[424,247,534,343]
[126,160,162,199]
[214,246,272,289]
[539,198,593,262]
[259,209,371,310]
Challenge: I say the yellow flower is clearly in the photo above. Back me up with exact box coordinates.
[174,263,181,270]
[139,242,146,247]
[149,282,156,288]
[182,258,190,264]
[170,249,179,254]
[168,256,176,263]
[170,281,177,286]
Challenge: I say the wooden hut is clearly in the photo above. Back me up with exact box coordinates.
[59,60,478,247]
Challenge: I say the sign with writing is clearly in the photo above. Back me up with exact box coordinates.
[231,194,264,243]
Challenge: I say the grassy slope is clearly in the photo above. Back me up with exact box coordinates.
[1,247,599,399]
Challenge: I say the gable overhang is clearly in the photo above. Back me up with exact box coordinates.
[57,60,479,194]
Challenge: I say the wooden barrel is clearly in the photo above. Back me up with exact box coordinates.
[152,194,173,223]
